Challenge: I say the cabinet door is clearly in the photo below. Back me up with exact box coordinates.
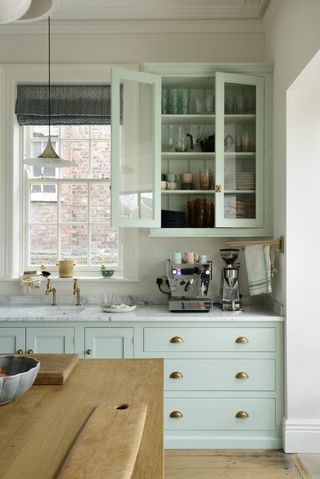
[26,328,75,353]
[111,68,161,227]
[215,72,264,227]
[0,328,25,354]
[85,328,134,358]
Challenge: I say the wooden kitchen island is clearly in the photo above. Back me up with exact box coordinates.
[0,358,164,479]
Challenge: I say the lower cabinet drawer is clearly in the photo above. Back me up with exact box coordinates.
[165,359,275,391]
[165,398,275,430]
[144,327,275,352]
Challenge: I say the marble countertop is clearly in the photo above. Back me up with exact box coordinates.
[0,303,284,322]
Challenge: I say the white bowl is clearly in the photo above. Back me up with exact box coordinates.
[0,356,40,405]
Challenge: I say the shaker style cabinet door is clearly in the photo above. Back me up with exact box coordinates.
[111,68,161,227]
[215,72,264,228]
[84,328,134,358]
[26,327,75,354]
[0,328,25,354]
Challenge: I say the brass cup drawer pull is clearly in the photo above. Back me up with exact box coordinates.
[235,371,249,380]
[235,411,249,419]
[170,410,183,419]
[170,336,184,344]
[86,349,93,355]
[27,349,34,354]
[169,371,183,379]
[235,336,249,344]
[17,349,24,354]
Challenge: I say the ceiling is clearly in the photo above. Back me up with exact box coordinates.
[52,0,271,21]
[0,0,278,33]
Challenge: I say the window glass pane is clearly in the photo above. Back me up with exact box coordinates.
[31,125,59,139]
[60,225,88,264]
[61,125,89,139]
[90,184,110,224]
[90,226,118,265]
[30,188,58,222]
[91,141,111,179]
[43,167,56,177]
[60,184,88,223]
[92,125,110,140]
[61,141,89,178]
[29,224,58,265]
[30,183,57,202]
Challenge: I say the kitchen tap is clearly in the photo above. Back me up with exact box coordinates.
[73,278,81,306]
[45,278,57,306]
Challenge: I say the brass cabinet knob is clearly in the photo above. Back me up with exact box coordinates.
[235,411,249,419]
[235,336,249,344]
[235,371,249,380]
[27,349,34,354]
[17,349,24,354]
[170,410,183,419]
[169,371,183,379]
[170,336,183,344]
[86,349,93,355]
[215,184,222,193]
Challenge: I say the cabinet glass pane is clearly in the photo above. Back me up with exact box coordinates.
[223,82,256,220]
[116,79,155,221]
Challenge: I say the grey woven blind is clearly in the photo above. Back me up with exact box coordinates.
[15,84,116,125]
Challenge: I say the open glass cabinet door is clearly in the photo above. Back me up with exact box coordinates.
[215,72,265,228]
[111,68,161,227]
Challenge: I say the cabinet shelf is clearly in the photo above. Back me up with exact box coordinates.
[161,189,215,195]
[224,114,256,122]
[224,152,255,158]
[162,114,215,125]
[161,152,215,159]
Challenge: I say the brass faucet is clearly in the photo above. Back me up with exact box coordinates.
[73,278,81,306]
[45,279,57,305]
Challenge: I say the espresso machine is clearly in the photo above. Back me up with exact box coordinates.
[219,248,241,311]
[162,260,213,312]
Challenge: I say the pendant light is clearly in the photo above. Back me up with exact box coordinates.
[24,16,76,168]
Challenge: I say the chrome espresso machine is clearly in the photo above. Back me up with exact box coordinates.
[158,259,213,312]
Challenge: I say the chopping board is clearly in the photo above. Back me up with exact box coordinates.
[57,402,147,479]
[28,353,79,385]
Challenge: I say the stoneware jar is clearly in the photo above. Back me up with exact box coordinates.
[57,260,75,278]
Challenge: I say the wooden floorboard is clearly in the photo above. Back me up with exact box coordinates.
[165,450,305,479]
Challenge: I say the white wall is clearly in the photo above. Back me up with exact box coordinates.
[265,0,320,452]
[0,28,265,299]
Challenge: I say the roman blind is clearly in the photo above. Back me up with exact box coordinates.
[15,84,115,125]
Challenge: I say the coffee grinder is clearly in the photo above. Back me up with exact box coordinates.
[219,248,241,311]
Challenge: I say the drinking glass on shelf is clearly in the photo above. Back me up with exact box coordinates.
[169,88,179,114]
[168,124,175,152]
[161,88,169,114]
[179,88,190,114]
[205,90,214,114]
[241,131,249,151]
[194,90,205,114]
[199,168,213,190]
[225,95,234,114]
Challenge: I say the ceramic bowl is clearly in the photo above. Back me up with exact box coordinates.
[101,269,114,278]
[0,355,40,405]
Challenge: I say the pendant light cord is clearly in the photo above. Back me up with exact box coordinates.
[48,16,51,137]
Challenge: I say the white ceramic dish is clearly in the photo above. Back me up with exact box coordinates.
[101,304,137,313]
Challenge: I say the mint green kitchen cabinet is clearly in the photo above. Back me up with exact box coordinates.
[84,327,134,358]
[111,63,273,237]
[0,327,75,354]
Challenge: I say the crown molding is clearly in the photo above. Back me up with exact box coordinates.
[263,0,281,30]
[0,18,266,35]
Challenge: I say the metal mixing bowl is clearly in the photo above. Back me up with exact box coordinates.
[0,355,40,405]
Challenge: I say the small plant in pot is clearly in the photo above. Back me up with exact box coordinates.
[100,265,114,278]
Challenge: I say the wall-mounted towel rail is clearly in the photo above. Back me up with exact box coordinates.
[224,235,284,254]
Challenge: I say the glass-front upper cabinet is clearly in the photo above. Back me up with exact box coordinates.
[215,72,264,228]
[111,68,161,227]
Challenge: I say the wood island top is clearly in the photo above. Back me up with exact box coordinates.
[0,358,164,479]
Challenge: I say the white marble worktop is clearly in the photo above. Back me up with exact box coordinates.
[0,303,284,322]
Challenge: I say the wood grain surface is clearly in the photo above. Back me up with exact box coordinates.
[0,359,163,479]
[57,402,147,479]
[29,353,79,385]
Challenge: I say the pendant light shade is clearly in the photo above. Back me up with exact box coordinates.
[24,16,76,168]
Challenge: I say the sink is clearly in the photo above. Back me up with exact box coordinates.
[28,305,85,317]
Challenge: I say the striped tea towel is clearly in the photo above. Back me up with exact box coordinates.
[244,244,272,296]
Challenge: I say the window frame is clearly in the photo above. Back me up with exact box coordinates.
[0,63,140,280]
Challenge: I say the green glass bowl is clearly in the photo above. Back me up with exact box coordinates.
[101,269,114,278]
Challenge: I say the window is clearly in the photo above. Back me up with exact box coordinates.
[24,124,118,272]
[0,64,139,280]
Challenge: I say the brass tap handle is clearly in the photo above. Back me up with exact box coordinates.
[27,349,34,354]
[17,349,24,354]
[170,411,183,419]
[235,411,249,419]
[73,278,78,293]
[235,336,249,344]
[170,336,184,344]
[169,371,183,379]
[235,372,249,380]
